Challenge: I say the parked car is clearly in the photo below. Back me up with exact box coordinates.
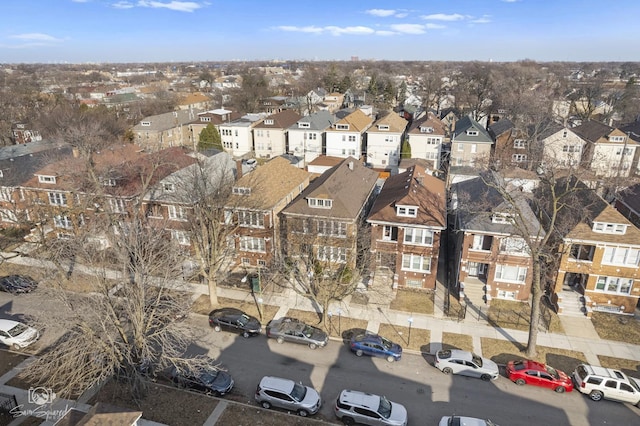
[349,333,402,362]
[0,275,38,294]
[255,376,321,417]
[572,363,640,405]
[265,317,328,349]
[434,349,499,381]
[169,362,234,397]
[0,319,40,349]
[334,389,407,426]
[439,416,498,426]
[208,308,261,338]
[506,359,573,393]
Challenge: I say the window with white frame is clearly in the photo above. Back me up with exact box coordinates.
[378,125,389,131]
[102,178,116,187]
[240,236,265,252]
[457,143,464,152]
[171,230,191,246]
[396,205,417,217]
[602,246,640,266]
[401,254,431,272]
[308,132,317,140]
[466,130,478,136]
[420,126,434,133]
[562,145,580,153]
[348,135,356,142]
[492,213,514,224]
[512,154,527,163]
[513,139,527,149]
[241,257,250,265]
[264,119,274,125]
[317,245,347,263]
[595,276,632,294]
[317,220,346,237]
[0,188,12,202]
[497,290,517,300]
[163,183,175,192]
[38,175,56,184]
[336,124,349,130]
[298,122,310,128]
[495,264,527,283]
[108,198,126,213]
[471,144,477,153]
[382,225,398,241]
[593,222,626,234]
[232,187,251,195]
[0,209,16,222]
[499,237,529,255]
[609,135,625,142]
[168,205,187,220]
[238,210,264,227]
[308,198,332,209]
[404,227,434,245]
[54,215,73,229]
[48,192,67,206]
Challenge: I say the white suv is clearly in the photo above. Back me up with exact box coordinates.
[334,389,407,426]
[572,364,640,406]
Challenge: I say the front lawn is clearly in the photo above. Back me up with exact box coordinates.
[378,323,430,352]
[441,332,474,352]
[591,312,640,344]
[487,299,563,333]
[389,289,434,315]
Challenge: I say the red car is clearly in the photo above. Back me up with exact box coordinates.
[506,360,573,393]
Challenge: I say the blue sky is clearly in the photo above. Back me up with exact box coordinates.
[1,0,639,63]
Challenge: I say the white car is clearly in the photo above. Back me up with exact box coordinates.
[439,415,498,426]
[0,319,40,349]
[435,349,500,381]
[572,364,640,406]
[334,389,407,426]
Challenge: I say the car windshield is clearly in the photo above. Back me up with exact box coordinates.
[199,371,220,385]
[7,323,29,337]
[378,396,392,419]
[290,383,307,402]
[237,314,251,326]
[472,354,483,367]
[302,325,315,338]
[380,336,393,350]
[546,365,559,379]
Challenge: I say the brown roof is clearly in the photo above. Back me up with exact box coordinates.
[326,109,374,133]
[307,155,344,167]
[253,109,302,130]
[282,157,378,220]
[179,92,211,106]
[573,120,638,145]
[367,165,446,228]
[230,157,310,210]
[407,112,446,135]
[76,402,142,426]
[368,112,408,134]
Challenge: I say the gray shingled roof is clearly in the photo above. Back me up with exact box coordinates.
[453,115,493,143]
[0,140,73,187]
[487,118,515,140]
[133,109,203,132]
[289,110,336,131]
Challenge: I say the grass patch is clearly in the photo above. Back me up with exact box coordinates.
[598,356,640,378]
[442,332,474,352]
[284,308,368,339]
[378,323,430,352]
[591,312,640,344]
[444,297,466,321]
[215,402,326,426]
[90,379,218,426]
[487,299,563,333]
[389,289,434,315]
[480,337,587,374]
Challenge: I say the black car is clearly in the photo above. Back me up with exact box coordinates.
[208,307,261,338]
[0,275,38,294]
[169,364,234,396]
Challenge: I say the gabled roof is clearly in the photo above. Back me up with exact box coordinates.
[0,140,73,187]
[132,109,203,132]
[407,112,446,135]
[617,183,640,215]
[230,156,310,210]
[572,120,638,145]
[487,118,515,140]
[326,109,374,133]
[368,112,408,134]
[253,109,302,130]
[452,115,493,143]
[281,157,378,220]
[367,165,446,229]
[289,110,336,131]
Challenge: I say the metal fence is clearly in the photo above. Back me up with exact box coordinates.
[0,392,18,413]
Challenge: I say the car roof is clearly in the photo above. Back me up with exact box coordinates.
[339,389,380,409]
[0,319,21,331]
[212,307,244,316]
[581,364,628,380]
[448,349,474,361]
[259,376,295,392]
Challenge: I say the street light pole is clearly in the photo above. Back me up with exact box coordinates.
[336,308,342,335]
[407,317,413,346]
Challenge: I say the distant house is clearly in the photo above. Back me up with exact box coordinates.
[188,108,242,147]
[538,123,585,169]
[259,96,288,114]
[438,108,460,139]
[219,113,267,157]
[488,118,532,170]
[325,108,374,160]
[321,92,345,113]
[406,112,446,170]
[253,110,302,159]
[132,109,202,149]
[573,120,638,177]
[11,123,42,144]
[367,165,446,289]
[365,112,408,169]
[227,157,310,268]
[287,111,336,165]
[450,115,493,170]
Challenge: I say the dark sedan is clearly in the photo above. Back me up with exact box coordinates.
[0,275,38,294]
[208,307,261,338]
[265,317,328,349]
[169,364,234,396]
[349,332,402,362]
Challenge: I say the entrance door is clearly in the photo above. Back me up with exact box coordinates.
[468,262,478,277]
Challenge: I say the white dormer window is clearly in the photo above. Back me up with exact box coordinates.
[200,117,211,122]
[420,126,434,133]
[233,187,251,195]
[38,175,56,184]
[102,179,116,187]
[378,125,389,131]
[593,222,626,234]
[308,198,332,209]
[298,122,310,128]
[336,124,349,130]
[163,183,175,192]
[264,119,274,125]
[141,121,151,126]
[396,205,417,217]
[492,213,514,224]
[466,130,478,136]
[514,139,527,149]
[609,135,625,142]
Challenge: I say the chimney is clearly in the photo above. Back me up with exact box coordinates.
[348,161,354,171]
[72,148,80,158]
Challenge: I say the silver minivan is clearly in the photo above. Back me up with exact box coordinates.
[255,376,321,417]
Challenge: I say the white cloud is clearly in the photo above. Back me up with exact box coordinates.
[425,23,446,29]
[113,1,202,12]
[366,9,396,17]
[390,24,426,35]
[502,0,520,3]
[112,1,134,8]
[10,33,62,42]
[395,13,408,18]
[275,25,375,36]
[421,13,465,21]
[375,30,397,36]
[277,26,324,34]
[470,15,491,24]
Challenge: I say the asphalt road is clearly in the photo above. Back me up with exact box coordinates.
[2,291,640,425]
